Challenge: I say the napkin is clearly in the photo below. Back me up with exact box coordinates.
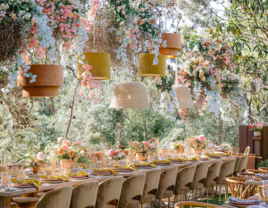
[67,171,89,177]
[133,162,156,168]
[50,175,69,181]
[120,164,136,171]
[93,168,118,176]
[152,160,173,165]
[11,178,41,190]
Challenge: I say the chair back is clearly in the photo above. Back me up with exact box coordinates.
[96,176,124,208]
[217,159,236,185]
[118,173,146,208]
[156,166,178,199]
[226,177,250,199]
[204,160,222,188]
[141,168,161,204]
[174,165,196,195]
[233,157,241,176]
[35,186,73,208]
[70,181,99,208]
[230,147,239,157]
[244,146,250,156]
[237,155,248,173]
[220,144,232,152]
[191,162,209,189]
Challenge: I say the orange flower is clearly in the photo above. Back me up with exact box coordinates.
[68,150,75,158]
[150,19,156,24]
[58,148,64,156]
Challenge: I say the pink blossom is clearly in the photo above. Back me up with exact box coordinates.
[37,152,45,160]
[152,137,156,142]
[109,149,116,157]
[61,144,68,150]
[63,140,71,146]
[142,141,150,146]
[75,140,81,145]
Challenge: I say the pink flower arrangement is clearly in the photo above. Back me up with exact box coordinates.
[37,152,45,161]
[249,123,264,132]
[187,136,207,150]
[128,139,156,154]
[75,140,81,145]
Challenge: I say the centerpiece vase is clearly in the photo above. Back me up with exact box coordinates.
[193,148,202,155]
[60,159,76,169]
[32,162,42,174]
[136,152,148,161]
[254,131,261,137]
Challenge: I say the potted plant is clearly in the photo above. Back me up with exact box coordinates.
[129,138,156,161]
[27,152,46,174]
[187,135,207,155]
[249,122,264,137]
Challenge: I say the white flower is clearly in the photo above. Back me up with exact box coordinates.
[120,21,125,26]
[11,14,17,20]
[121,10,126,15]
[68,0,74,4]
[118,153,123,157]
[31,17,38,23]
[80,150,85,155]
[133,17,138,24]
[117,6,121,11]
[139,8,144,12]
[57,137,63,142]
[121,4,126,9]
[24,13,31,20]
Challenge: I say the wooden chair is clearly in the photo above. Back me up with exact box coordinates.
[226,177,255,199]
[237,155,248,173]
[246,169,267,174]
[258,167,268,172]
[244,146,250,156]
[229,147,239,157]
[220,144,232,152]
[174,201,218,208]
[237,172,255,178]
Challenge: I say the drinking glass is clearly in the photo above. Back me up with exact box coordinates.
[1,172,9,189]
[264,180,268,197]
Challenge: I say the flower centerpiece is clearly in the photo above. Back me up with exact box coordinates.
[173,142,185,154]
[57,137,84,169]
[187,135,207,155]
[27,152,45,174]
[129,138,156,161]
[249,122,264,137]
[109,145,128,161]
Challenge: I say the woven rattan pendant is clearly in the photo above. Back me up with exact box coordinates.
[109,81,149,109]
[172,85,193,108]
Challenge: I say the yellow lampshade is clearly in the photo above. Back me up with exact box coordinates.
[160,33,181,58]
[77,52,110,80]
[109,81,149,109]
[172,85,193,108]
[138,53,166,77]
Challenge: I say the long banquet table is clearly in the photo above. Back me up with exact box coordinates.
[0,157,235,208]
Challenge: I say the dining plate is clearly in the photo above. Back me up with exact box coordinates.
[229,201,260,206]
[115,168,133,172]
[135,166,153,169]
[11,183,35,188]
[68,176,89,180]
[199,158,209,161]
[154,163,170,166]
[170,160,184,164]
[93,171,112,176]
[40,179,63,184]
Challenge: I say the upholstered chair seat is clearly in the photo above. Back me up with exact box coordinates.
[141,169,161,208]
[118,173,146,208]
[156,166,178,208]
[237,155,249,173]
[174,164,196,202]
[96,176,124,208]
[11,202,18,208]
[70,181,99,208]
[191,162,209,200]
[35,186,73,208]
[12,197,39,208]
[126,199,140,208]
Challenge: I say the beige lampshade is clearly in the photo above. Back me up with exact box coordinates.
[172,85,193,108]
[109,81,149,109]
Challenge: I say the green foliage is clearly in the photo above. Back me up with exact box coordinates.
[257,159,268,168]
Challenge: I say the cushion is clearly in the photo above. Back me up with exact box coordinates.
[143,193,156,204]
[162,189,173,199]
[192,183,204,190]
[176,186,190,195]
[127,199,140,208]
[12,197,39,203]
[104,204,117,208]
[11,202,18,208]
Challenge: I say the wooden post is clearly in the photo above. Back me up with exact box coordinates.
[0,196,11,208]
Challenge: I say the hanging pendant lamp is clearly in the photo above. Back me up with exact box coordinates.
[138,53,166,77]
[17,65,64,97]
[160,33,181,58]
[77,52,111,80]
[172,85,193,108]
[109,81,149,109]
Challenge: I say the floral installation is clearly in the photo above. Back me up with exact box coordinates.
[26,152,46,168]
[79,64,100,104]
[108,145,128,161]
[249,122,264,132]
[111,0,159,66]
[220,71,240,99]
[187,135,207,150]
[128,138,156,155]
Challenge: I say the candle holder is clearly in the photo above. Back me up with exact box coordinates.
[1,172,9,189]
